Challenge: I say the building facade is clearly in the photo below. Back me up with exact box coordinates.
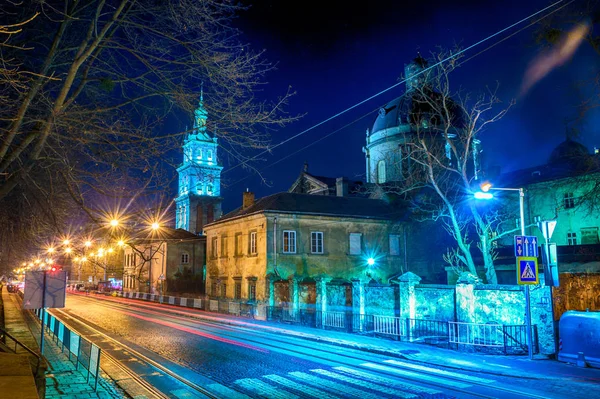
[203,191,407,317]
[122,227,205,294]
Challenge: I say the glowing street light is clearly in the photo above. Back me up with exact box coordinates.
[151,222,160,230]
[65,247,72,254]
[473,191,493,200]
[367,257,375,266]
[63,239,70,246]
[117,240,125,247]
[47,247,55,254]
[110,219,119,227]
[85,240,92,247]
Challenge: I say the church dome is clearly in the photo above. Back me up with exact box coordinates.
[371,90,465,134]
[548,139,589,164]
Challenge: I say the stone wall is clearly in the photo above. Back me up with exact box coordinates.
[414,285,454,320]
[327,284,350,311]
[400,272,556,355]
[365,285,397,316]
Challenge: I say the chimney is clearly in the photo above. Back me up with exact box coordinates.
[242,189,255,210]
[336,177,348,197]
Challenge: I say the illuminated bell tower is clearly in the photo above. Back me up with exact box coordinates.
[175,89,223,234]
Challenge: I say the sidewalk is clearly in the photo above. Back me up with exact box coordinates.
[1,288,131,399]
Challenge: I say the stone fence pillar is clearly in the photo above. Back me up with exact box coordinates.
[315,277,330,327]
[289,276,300,314]
[399,272,421,320]
[454,272,479,323]
[351,279,366,331]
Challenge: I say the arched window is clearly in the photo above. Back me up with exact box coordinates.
[377,160,386,184]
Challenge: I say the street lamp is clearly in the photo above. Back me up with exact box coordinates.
[474,182,533,360]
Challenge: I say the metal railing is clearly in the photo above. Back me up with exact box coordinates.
[0,326,43,373]
[373,315,404,339]
[407,318,449,343]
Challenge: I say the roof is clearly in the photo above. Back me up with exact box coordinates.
[493,140,599,187]
[130,227,203,243]
[211,192,405,224]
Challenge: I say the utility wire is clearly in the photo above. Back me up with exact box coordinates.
[223,0,569,178]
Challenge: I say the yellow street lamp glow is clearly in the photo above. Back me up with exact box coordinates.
[28,262,34,267]
[97,252,103,258]
[34,259,40,264]
[22,262,26,266]
[63,239,70,245]
[98,248,105,255]
[81,257,87,262]
[47,247,55,253]
[117,240,125,247]
[65,247,72,254]
[74,257,80,262]
[110,219,119,227]
[151,222,160,230]
[85,240,92,247]
[480,182,492,192]
[107,247,114,254]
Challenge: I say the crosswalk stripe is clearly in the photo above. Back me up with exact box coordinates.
[311,369,418,399]
[334,366,441,396]
[207,383,252,399]
[235,378,300,399]
[384,359,495,384]
[288,371,380,399]
[264,374,341,399]
[361,362,472,389]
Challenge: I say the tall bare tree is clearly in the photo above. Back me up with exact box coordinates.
[382,51,512,283]
[0,1,299,268]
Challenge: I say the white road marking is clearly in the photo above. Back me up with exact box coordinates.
[384,359,496,384]
[235,378,300,399]
[288,371,380,399]
[170,388,204,398]
[207,383,252,399]
[311,369,418,398]
[361,362,472,389]
[334,366,442,396]
[264,374,341,399]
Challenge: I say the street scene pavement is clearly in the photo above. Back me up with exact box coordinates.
[5,289,599,399]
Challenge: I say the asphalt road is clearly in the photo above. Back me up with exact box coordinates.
[51,293,560,399]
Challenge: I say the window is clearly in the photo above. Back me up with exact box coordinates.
[249,231,257,255]
[211,281,218,296]
[389,234,400,256]
[349,233,362,255]
[221,283,227,298]
[283,230,296,253]
[197,148,203,160]
[248,282,256,301]
[234,280,242,299]
[181,252,189,264]
[377,160,386,184]
[207,149,213,161]
[564,192,575,209]
[211,237,218,259]
[235,232,243,256]
[207,184,214,195]
[221,236,228,257]
[567,231,577,246]
[311,232,324,254]
[581,227,599,245]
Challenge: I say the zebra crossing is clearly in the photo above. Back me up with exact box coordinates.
[205,360,492,398]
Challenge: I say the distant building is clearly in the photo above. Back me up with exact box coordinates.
[203,191,407,317]
[174,89,223,234]
[122,227,205,295]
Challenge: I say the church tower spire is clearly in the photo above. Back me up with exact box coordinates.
[175,88,223,234]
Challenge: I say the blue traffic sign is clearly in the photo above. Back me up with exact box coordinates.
[517,256,539,285]
[514,235,538,257]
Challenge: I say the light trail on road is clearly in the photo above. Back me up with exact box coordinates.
[53,292,572,399]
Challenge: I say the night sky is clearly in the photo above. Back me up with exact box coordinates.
[206,0,600,213]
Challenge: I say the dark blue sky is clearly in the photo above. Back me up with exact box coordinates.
[212,0,600,212]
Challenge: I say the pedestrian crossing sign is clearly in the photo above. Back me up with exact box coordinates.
[517,256,539,285]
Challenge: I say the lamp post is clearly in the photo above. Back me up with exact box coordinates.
[475,184,534,360]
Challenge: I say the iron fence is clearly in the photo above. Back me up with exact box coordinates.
[407,318,449,344]
[373,315,404,339]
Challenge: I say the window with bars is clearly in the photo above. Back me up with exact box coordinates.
[283,230,296,253]
[389,234,400,256]
[567,231,577,246]
[248,281,257,301]
[311,232,323,254]
[234,281,242,299]
[564,192,575,209]
[211,281,218,296]
[181,252,189,264]
[221,283,227,298]
[349,233,362,255]
[249,231,257,255]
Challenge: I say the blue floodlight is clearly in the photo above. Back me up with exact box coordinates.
[474,191,493,200]
[367,257,375,266]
